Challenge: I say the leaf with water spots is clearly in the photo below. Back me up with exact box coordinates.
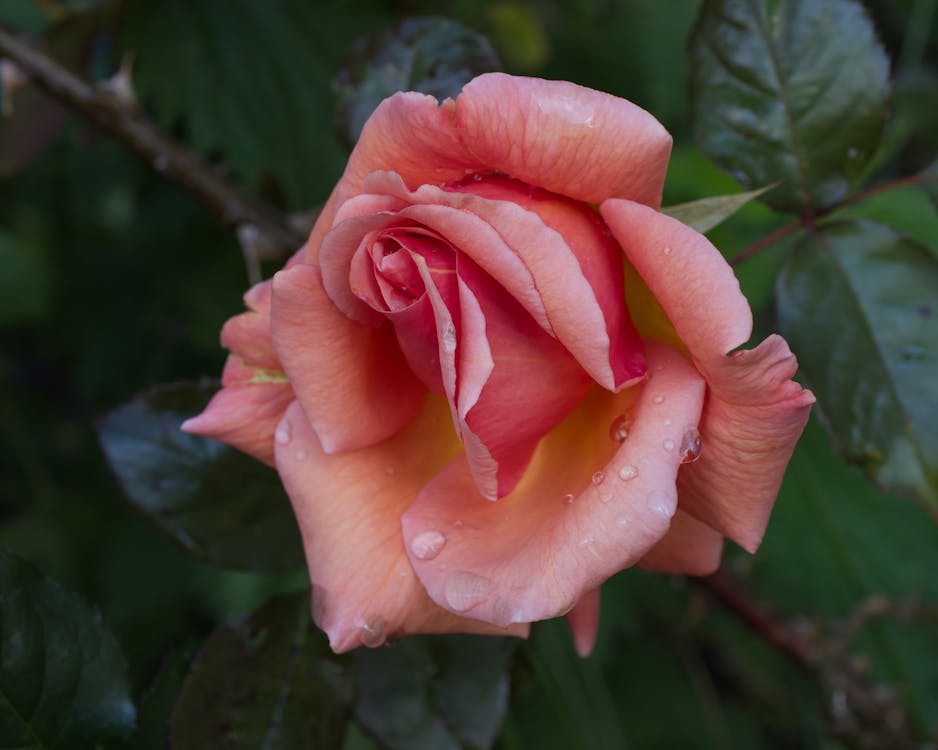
[97,382,305,572]
[662,183,777,233]
[171,592,353,749]
[689,0,889,214]
[0,551,137,748]
[776,219,938,512]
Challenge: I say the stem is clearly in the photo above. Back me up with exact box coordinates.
[698,572,817,671]
[0,25,306,256]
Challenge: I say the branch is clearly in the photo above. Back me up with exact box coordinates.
[0,24,306,259]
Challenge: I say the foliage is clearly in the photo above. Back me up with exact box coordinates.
[1,0,936,747]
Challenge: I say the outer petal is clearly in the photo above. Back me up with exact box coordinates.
[638,510,723,575]
[455,73,672,207]
[565,588,601,658]
[402,342,706,627]
[270,263,425,453]
[678,334,815,552]
[275,398,528,652]
[600,199,753,362]
[181,356,293,466]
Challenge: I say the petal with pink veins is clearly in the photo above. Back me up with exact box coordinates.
[455,73,672,207]
[274,398,528,652]
[678,334,815,552]
[270,263,425,454]
[600,199,753,362]
[402,342,706,628]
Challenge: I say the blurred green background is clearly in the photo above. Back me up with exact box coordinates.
[1,0,937,748]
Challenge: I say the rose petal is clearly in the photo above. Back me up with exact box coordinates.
[402,342,705,627]
[270,263,425,453]
[678,334,815,552]
[274,397,528,652]
[600,199,753,361]
[565,588,601,658]
[455,73,672,207]
[638,509,723,575]
[181,355,293,466]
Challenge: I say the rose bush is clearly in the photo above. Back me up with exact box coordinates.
[184,73,814,655]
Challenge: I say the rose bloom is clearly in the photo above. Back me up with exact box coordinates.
[184,73,813,655]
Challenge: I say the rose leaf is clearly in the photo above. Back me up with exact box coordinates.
[662,183,777,234]
[776,219,938,513]
[170,592,353,749]
[689,0,890,214]
[97,381,305,573]
[333,17,501,148]
[0,551,136,748]
[354,635,517,750]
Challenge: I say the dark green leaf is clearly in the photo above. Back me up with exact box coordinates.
[920,159,938,212]
[0,229,48,325]
[662,183,777,233]
[776,219,938,512]
[97,382,305,572]
[120,0,363,209]
[0,551,136,748]
[170,592,352,749]
[334,17,500,147]
[689,0,890,213]
[749,420,938,736]
[355,635,517,750]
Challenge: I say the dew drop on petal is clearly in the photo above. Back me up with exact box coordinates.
[647,490,676,517]
[444,571,491,612]
[600,492,613,504]
[591,470,606,485]
[618,464,638,481]
[578,534,595,548]
[663,246,672,256]
[663,439,675,452]
[274,420,292,445]
[294,448,308,462]
[679,429,702,464]
[411,530,447,561]
[616,514,630,527]
[609,414,632,443]
[358,617,386,648]
[652,394,665,405]
[563,493,575,506]
[442,323,457,352]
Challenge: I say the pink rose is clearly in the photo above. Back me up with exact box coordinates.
[183,73,814,654]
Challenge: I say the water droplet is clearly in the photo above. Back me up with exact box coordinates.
[472,172,483,181]
[647,490,676,516]
[679,428,702,464]
[663,246,672,256]
[618,464,638,481]
[385,466,397,476]
[652,394,665,405]
[616,514,630,527]
[274,420,292,445]
[444,571,491,612]
[591,470,606,485]
[411,530,447,560]
[578,534,595,548]
[442,323,457,352]
[294,448,308,462]
[600,492,613,504]
[847,147,859,159]
[358,617,386,648]
[663,417,672,426]
[663,438,675,452]
[609,414,632,443]
[453,519,464,528]
[563,493,575,505]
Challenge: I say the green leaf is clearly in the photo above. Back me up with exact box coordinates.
[170,592,352,749]
[119,0,362,209]
[0,229,48,325]
[334,17,500,148]
[97,382,305,572]
[133,643,197,750]
[776,219,938,512]
[689,0,890,214]
[749,420,938,736]
[662,183,777,233]
[919,159,938,212]
[0,551,136,748]
[354,635,517,750]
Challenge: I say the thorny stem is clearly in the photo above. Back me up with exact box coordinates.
[0,25,306,268]
[730,171,938,266]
